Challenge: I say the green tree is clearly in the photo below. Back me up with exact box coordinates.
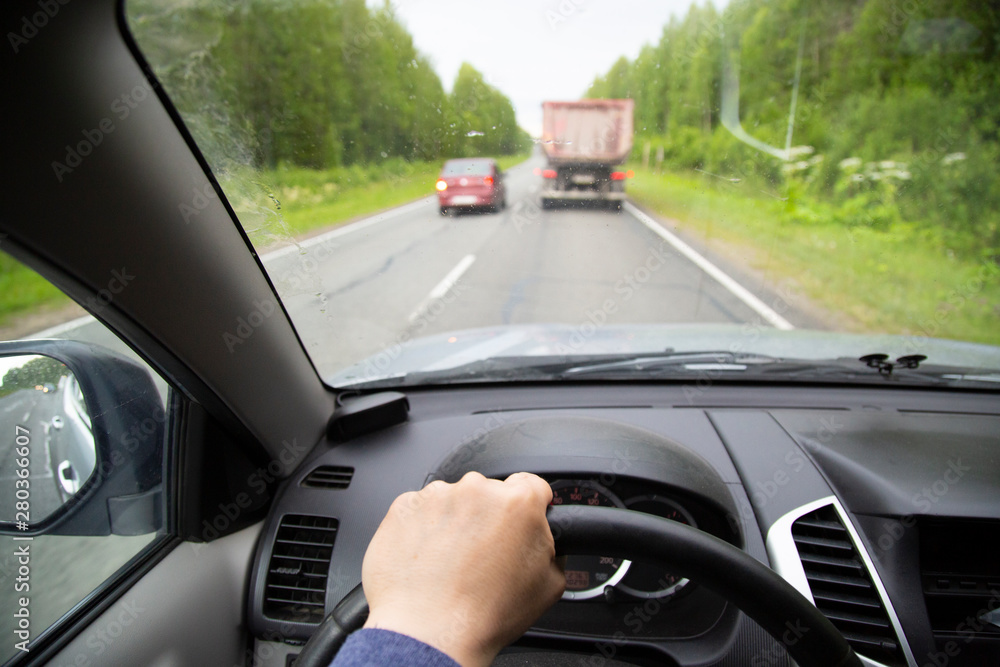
[129,0,528,169]
[585,0,1000,253]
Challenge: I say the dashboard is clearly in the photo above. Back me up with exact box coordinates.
[245,383,1000,666]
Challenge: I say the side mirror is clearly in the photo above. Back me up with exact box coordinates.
[0,340,164,536]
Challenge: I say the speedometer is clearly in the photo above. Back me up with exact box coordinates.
[549,480,631,600]
[617,495,696,599]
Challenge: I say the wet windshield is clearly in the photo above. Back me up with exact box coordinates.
[116,0,999,387]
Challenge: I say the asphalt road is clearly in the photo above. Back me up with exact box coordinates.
[0,386,70,523]
[27,154,813,381]
[263,154,805,377]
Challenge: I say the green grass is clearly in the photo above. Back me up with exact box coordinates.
[0,253,72,327]
[628,167,1000,346]
[273,165,442,237]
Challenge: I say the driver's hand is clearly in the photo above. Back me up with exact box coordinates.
[361,471,565,667]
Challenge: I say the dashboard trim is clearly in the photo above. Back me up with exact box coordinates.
[766,496,918,667]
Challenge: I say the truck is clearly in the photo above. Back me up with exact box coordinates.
[539,99,634,211]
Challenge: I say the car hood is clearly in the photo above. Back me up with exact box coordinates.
[328,323,1000,386]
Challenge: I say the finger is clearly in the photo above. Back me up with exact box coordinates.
[504,471,553,506]
[421,479,452,494]
[459,470,488,484]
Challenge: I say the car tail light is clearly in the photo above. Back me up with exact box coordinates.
[542,169,557,179]
[435,179,447,191]
[611,171,626,180]
[484,176,493,186]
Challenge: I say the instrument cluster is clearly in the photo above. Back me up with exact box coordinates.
[549,478,699,603]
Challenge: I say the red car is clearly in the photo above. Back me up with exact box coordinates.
[436,158,506,215]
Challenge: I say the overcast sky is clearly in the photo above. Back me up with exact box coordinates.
[390,0,704,136]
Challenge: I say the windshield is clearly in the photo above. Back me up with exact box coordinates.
[115,0,998,388]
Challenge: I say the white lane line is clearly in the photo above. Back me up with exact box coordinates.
[28,195,438,338]
[29,315,97,339]
[429,254,476,299]
[264,196,436,262]
[624,201,794,330]
[43,430,54,476]
[408,254,476,322]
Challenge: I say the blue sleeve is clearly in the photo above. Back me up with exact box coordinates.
[328,628,462,667]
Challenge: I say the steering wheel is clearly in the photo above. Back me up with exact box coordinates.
[294,505,862,667]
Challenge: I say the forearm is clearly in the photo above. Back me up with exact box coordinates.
[329,628,462,667]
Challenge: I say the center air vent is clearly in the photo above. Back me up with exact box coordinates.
[263,514,338,623]
[791,505,906,666]
[301,465,354,489]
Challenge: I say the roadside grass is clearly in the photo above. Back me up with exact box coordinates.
[629,168,1000,346]
[268,164,441,237]
[0,253,72,328]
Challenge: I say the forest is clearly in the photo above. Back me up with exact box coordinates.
[128,0,530,171]
[586,0,999,257]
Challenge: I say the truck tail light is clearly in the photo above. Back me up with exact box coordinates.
[436,180,447,191]
[542,169,557,179]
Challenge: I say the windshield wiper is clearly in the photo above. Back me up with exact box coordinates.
[340,351,1000,390]
[558,351,782,377]
[345,351,787,387]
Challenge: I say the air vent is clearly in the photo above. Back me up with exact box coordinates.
[301,465,354,490]
[263,514,338,623]
[791,505,906,666]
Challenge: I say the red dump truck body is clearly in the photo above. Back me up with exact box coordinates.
[541,99,634,165]
[539,99,634,211]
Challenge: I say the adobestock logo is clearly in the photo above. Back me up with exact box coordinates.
[222,296,280,353]
[50,78,157,183]
[83,267,135,314]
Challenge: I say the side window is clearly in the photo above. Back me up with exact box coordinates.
[0,249,170,661]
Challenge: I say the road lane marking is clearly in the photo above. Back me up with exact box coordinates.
[29,315,96,339]
[429,254,476,299]
[41,428,54,476]
[624,202,794,330]
[408,254,476,322]
[264,196,437,262]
